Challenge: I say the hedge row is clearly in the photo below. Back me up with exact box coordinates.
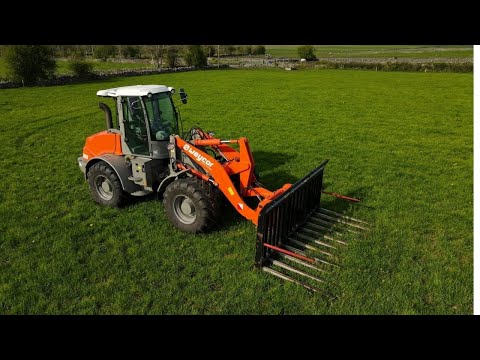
[313,61,473,73]
[0,65,230,89]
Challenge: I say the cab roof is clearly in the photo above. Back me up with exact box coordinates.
[96,85,172,97]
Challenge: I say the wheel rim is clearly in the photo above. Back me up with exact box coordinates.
[173,195,197,224]
[95,175,114,201]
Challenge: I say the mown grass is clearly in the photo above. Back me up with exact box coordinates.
[0,68,472,314]
[266,45,473,59]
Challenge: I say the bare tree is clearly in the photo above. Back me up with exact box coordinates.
[204,45,216,57]
[117,45,125,58]
[144,45,167,69]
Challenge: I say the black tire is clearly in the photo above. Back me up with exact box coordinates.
[87,162,127,207]
[163,177,221,233]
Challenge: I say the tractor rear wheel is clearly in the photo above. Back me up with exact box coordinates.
[87,162,127,207]
[163,177,220,233]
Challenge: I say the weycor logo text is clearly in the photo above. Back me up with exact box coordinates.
[183,144,214,168]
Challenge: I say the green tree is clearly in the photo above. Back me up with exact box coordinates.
[4,45,57,84]
[124,45,141,59]
[185,45,207,67]
[96,45,116,61]
[68,60,94,79]
[225,45,236,56]
[116,45,125,58]
[252,45,266,55]
[297,45,316,60]
[166,47,179,68]
[242,45,252,55]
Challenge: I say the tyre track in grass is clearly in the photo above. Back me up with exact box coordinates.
[14,111,97,149]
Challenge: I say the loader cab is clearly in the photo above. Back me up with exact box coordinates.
[97,85,181,159]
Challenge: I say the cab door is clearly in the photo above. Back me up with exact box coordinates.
[120,96,150,156]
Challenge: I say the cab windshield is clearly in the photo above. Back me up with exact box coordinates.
[143,92,178,141]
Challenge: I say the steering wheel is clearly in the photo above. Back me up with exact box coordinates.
[132,125,146,140]
[130,99,142,110]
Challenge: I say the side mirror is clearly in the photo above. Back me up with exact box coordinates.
[179,88,188,104]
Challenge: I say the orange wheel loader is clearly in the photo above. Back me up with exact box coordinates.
[78,85,367,293]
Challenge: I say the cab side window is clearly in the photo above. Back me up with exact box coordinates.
[122,97,149,155]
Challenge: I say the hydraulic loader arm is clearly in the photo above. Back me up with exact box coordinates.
[172,135,292,226]
[174,136,260,224]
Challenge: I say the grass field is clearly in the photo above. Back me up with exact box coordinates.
[0,58,152,79]
[266,45,473,59]
[0,68,472,314]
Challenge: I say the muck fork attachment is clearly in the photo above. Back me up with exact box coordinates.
[255,161,370,297]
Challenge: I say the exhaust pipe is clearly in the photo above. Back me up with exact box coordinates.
[99,102,113,129]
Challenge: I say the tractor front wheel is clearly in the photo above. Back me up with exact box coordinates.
[87,162,127,207]
[163,177,219,233]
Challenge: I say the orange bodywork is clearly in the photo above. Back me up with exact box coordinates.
[177,135,292,225]
[82,131,123,159]
[81,128,292,226]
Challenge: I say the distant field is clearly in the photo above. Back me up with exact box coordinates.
[0,68,472,314]
[266,45,473,59]
[0,45,473,81]
[0,58,153,79]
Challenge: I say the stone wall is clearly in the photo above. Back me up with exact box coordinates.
[0,65,230,89]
